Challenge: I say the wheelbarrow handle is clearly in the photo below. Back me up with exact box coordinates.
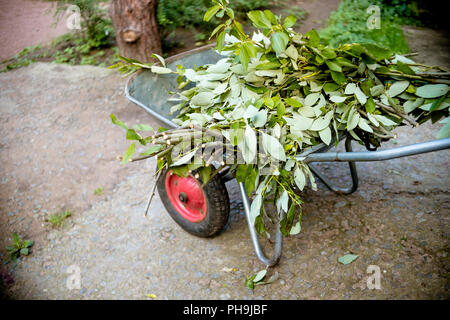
[239,182,283,267]
[301,137,450,163]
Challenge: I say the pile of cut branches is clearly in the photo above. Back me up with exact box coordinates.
[111,0,449,237]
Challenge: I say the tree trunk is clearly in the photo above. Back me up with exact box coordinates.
[109,0,162,62]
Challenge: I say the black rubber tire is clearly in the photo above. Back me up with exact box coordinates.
[157,167,230,237]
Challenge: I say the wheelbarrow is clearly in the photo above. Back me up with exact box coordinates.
[125,45,450,267]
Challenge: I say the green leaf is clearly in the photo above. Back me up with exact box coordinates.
[319,127,332,145]
[325,60,342,72]
[304,92,320,107]
[140,145,162,157]
[289,221,301,235]
[437,119,450,139]
[429,95,446,112]
[370,84,385,97]
[226,8,234,20]
[330,71,346,85]
[321,48,337,60]
[12,233,21,246]
[247,11,271,29]
[22,240,34,248]
[365,97,376,113]
[121,143,136,164]
[416,84,448,98]
[261,132,286,161]
[20,248,29,256]
[250,194,262,226]
[239,44,250,70]
[386,80,410,97]
[204,5,221,22]
[323,83,339,93]
[216,30,226,52]
[210,24,224,39]
[132,124,154,131]
[285,45,298,61]
[294,166,306,191]
[283,15,297,29]
[126,129,143,142]
[150,53,166,67]
[264,10,277,24]
[252,109,267,127]
[305,29,320,47]
[256,61,281,70]
[171,165,189,177]
[253,269,267,283]
[360,43,392,61]
[354,86,367,105]
[244,167,258,195]
[238,126,257,163]
[338,254,358,265]
[396,61,415,75]
[198,166,212,184]
[358,118,373,133]
[245,276,255,290]
[277,189,289,213]
[172,149,197,166]
[347,110,360,131]
[236,164,250,183]
[373,114,397,126]
[110,114,128,130]
[330,95,347,103]
[271,32,289,56]
[403,98,424,113]
[191,92,216,106]
[150,66,173,74]
[284,97,302,108]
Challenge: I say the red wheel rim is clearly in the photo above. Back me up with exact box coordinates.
[165,170,208,223]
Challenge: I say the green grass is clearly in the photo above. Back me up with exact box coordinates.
[93,187,104,195]
[46,209,72,228]
[319,0,411,54]
[5,233,34,261]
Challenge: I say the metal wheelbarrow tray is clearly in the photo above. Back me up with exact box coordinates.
[125,46,450,267]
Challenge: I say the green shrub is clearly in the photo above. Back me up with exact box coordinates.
[54,0,114,49]
[5,233,34,261]
[46,209,72,228]
[320,0,410,53]
[157,0,280,31]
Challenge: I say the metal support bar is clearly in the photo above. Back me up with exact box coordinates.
[239,182,283,267]
[308,138,359,194]
[301,138,450,163]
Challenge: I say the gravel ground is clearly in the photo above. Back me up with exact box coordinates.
[0,0,69,61]
[0,33,449,299]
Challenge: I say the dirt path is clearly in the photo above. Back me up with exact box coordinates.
[0,0,69,61]
[0,0,449,300]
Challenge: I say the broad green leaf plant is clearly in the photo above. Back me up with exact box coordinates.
[111,0,449,238]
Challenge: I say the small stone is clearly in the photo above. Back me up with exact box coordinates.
[390,208,400,215]
[219,293,231,300]
[334,201,348,209]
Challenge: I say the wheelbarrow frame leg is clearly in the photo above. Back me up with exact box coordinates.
[239,182,283,267]
[308,137,359,195]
